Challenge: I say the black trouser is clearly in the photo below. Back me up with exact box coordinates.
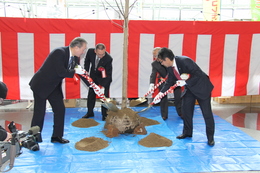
[87,86,110,120]
[31,85,65,140]
[159,84,182,118]
[181,89,215,141]
[174,86,182,116]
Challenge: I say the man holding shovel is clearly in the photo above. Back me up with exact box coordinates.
[154,47,215,146]
[29,37,87,143]
[149,47,182,120]
[81,43,113,121]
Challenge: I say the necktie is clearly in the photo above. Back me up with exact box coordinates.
[68,56,74,69]
[95,57,100,69]
[172,66,181,80]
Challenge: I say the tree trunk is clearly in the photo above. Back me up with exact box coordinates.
[121,0,129,109]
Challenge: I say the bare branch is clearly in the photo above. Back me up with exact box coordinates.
[114,0,125,17]
[128,0,138,16]
[129,0,138,9]
[119,0,125,15]
[102,0,124,27]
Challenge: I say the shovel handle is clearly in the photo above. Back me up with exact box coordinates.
[79,70,107,102]
[151,84,178,105]
[144,78,166,97]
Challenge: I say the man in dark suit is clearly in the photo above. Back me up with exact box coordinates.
[29,37,87,143]
[81,43,113,121]
[154,47,215,146]
[149,47,182,120]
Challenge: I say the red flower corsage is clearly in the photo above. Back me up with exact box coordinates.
[98,66,107,78]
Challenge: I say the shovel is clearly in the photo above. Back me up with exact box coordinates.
[137,73,190,113]
[79,69,119,112]
[129,78,166,107]
[137,84,178,113]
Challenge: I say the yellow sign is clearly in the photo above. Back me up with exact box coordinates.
[203,0,220,21]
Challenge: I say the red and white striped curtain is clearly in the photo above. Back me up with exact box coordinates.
[0,18,259,100]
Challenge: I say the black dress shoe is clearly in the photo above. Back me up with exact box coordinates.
[51,137,70,144]
[82,113,94,118]
[176,134,192,139]
[162,117,168,120]
[208,140,215,146]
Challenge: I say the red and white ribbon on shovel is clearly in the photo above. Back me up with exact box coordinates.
[138,84,178,113]
[144,77,167,97]
[76,67,119,111]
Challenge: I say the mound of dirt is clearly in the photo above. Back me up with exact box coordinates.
[138,132,173,147]
[140,117,160,126]
[73,108,169,151]
[72,118,99,128]
[104,108,141,133]
[75,137,109,152]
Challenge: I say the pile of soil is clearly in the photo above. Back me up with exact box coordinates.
[140,117,160,126]
[73,108,171,151]
[75,137,109,152]
[129,99,143,107]
[138,132,173,147]
[104,108,141,133]
[72,118,99,128]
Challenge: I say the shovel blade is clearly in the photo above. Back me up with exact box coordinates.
[101,101,119,112]
[137,104,153,113]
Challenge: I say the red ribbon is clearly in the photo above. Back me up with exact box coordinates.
[98,67,107,78]
[73,74,79,83]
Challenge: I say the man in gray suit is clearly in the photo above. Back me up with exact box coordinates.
[154,47,215,146]
[149,47,182,120]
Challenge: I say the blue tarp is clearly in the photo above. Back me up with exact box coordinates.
[5,106,260,172]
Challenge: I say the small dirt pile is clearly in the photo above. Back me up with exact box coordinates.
[138,132,173,147]
[75,137,109,152]
[72,118,99,128]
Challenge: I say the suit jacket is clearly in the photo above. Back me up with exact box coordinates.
[150,60,167,84]
[161,56,214,100]
[83,48,112,88]
[0,125,7,141]
[29,46,77,99]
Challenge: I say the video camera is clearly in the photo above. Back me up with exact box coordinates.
[0,121,40,172]
[8,121,40,151]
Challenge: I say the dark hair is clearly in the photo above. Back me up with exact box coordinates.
[96,43,106,50]
[70,37,87,48]
[157,47,175,61]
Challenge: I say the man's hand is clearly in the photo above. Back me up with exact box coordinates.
[74,65,84,75]
[153,92,164,104]
[147,83,154,98]
[176,80,186,87]
[148,83,154,92]
[148,83,154,91]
